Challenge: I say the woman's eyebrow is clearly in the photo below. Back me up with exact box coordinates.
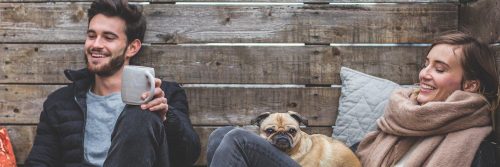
[434,60,450,68]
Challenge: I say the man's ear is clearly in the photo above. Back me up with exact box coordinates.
[251,112,271,127]
[125,39,142,59]
[463,80,480,93]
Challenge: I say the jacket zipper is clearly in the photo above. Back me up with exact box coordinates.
[74,96,87,163]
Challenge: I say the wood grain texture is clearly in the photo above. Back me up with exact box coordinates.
[187,87,339,126]
[339,46,425,85]
[137,45,340,84]
[0,44,85,84]
[0,85,61,124]
[459,0,500,44]
[328,0,458,2]
[0,85,339,126]
[0,0,458,2]
[0,44,425,84]
[0,0,147,2]
[0,2,88,42]
[154,0,458,2]
[0,3,457,43]
[494,44,500,158]
[4,125,333,166]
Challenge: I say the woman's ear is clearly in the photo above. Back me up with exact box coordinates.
[125,39,142,59]
[463,80,480,93]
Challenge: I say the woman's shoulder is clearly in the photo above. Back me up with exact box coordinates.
[471,134,496,167]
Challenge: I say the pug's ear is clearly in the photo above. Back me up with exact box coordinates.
[251,112,271,127]
[287,111,308,126]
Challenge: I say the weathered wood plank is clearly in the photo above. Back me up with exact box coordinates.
[328,0,458,2]
[4,125,333,166]
[0,0,459,2]
[0,44,85,84]
[138,45,340,84]
[459,0,500,44]
[156,0,458,2]
[339,46,425,85]
[0,85,61,124]
[0,44,424,84]
[494,44,500,160]
[0,3,457,43]
[187,87,339,126]
[111,3,453,43]
[0,0,148,2]
[0,85,339,126]
[0,2,87,42]
[163,0,328,2]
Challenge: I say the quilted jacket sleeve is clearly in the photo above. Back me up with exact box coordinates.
[162,81,201,166]
[25,95,63,167]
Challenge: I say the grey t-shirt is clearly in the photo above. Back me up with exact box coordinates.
[83,90,126,166]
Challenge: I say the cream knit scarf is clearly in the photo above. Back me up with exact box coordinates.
[356,88,492,167]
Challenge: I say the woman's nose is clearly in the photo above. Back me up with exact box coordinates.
[419,67,432,80]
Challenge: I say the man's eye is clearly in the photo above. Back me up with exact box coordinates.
[87,34,96,39]
[105,36,116,40]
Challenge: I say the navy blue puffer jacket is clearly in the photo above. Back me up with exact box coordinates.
[25,69,200,167]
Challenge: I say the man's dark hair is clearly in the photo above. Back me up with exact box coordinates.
[87,0,146,43]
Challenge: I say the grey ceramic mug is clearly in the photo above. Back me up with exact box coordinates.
[121,65,155,105]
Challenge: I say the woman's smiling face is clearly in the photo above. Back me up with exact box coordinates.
[417,44,465,105]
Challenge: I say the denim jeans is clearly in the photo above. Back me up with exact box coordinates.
[207,126,300,167]
[104,105,170,167]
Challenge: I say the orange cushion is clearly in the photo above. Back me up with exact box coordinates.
[0,128,16,167]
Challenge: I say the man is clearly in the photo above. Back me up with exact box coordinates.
[25,0,200,166]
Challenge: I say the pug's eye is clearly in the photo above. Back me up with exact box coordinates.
[265,128,275,134]
[288,128,297,135]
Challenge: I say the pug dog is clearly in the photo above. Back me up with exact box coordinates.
[251,111,361,167]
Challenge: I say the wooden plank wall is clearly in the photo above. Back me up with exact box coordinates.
[3,0,492,166]
[460,0,500,162]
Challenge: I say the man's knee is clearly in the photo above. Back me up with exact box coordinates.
[223,128,255,144]
[106,105,168,167]
[113,105,164,139]
[208,127,253,152]
[209,126,235,141]
[121,105,163,126]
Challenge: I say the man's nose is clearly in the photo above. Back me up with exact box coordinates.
[91,37,104,48]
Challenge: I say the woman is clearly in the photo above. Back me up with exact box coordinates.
[206,32,497,167]
[355,32,498,167]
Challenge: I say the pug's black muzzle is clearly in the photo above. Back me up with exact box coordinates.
[271,132,292,151]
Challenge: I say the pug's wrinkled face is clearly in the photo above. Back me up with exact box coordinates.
[259,113,301,152]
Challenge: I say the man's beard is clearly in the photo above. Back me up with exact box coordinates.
[85,49,126,77]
